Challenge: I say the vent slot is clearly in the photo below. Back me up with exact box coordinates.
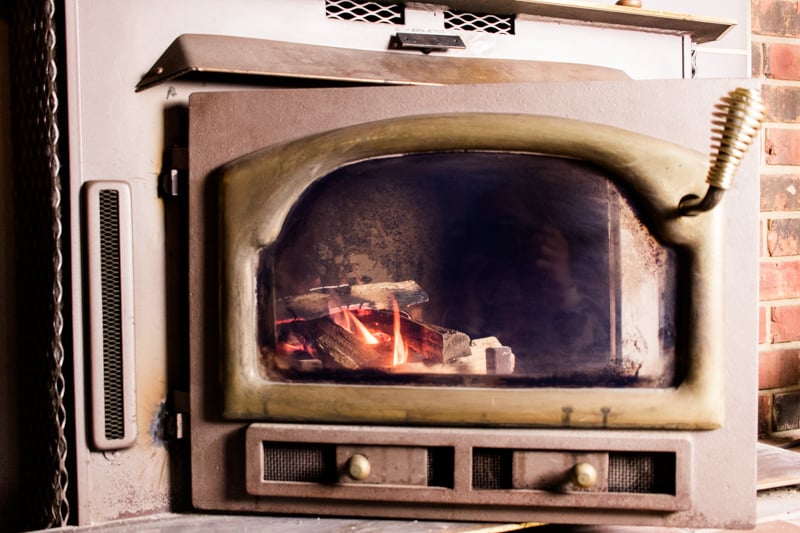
[472,448,513,489]
[325,0,405,25]
[427,447,455,488]
[85,181,136,450]
[99,190,125,440]
[444,10,515,35]
[608,452,676,494]
[263,442,337,482]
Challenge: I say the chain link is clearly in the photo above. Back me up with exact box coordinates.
[10,0,70,526]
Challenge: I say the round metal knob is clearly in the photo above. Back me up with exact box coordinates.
[347,454,371,481]
[616,0,643,7]
[571,462,598,489]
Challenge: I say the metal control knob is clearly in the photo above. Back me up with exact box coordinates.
[347,454,371,481]
[571,462,598,489]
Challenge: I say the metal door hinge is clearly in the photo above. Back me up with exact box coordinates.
[160,146,188,198]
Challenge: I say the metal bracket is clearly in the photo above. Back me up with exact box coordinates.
[391,32,466,54]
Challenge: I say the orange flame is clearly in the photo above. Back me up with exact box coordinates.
[392,297,408,366]
[333,308,380,345]
[329,300,408,367]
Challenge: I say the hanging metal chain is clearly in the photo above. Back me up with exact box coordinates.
[10,0,70,527]
[47,0,71,523]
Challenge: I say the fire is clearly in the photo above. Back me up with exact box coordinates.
[333,307,381,345]
[392,297,408,366]
[329,298,409,367]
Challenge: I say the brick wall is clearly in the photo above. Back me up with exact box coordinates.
[753,0,800,435]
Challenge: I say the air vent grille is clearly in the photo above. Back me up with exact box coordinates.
[608,452,676,494]
[263,442,337,482]
[427,447,455,488]
[86,180,135,450]
[98,190,125,440]
[472,448,513,489]
[444,10,515,34]
[325,0,405,24]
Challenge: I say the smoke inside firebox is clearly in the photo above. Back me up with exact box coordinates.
[256,152,680,388]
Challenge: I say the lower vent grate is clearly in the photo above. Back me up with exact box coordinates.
[472,448,513,489]
[608,452,676,494]
[427,447,455,488]
[263,442,337,483]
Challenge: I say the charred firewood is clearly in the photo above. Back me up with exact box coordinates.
[348,310,471,364]
[278,280,429,321]
[288,318,388,370]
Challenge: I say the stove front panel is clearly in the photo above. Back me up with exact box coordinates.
[188,79,759,528]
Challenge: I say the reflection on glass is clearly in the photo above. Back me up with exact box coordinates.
[256,152,679,388]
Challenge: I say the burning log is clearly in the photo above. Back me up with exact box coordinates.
[278,308,474,372]
[278,280,429,321]
[289,318,388,370]
[396,322,471,363]
[335,310,471,364]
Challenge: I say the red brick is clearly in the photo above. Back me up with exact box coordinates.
[761,174,800,211]
[774,390,800,431]
[753,41,765,78]
[765,128,800,165]
[767,218,800,256]
[762,85,800,124]
[759,393,773,436]
[759,349,800,388]
[760,260,800,300]
[752,0,800,38]
[766,43,800,81]
[760,306,768,344]
[772,306,800,341]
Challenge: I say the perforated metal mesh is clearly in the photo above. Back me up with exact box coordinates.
[325,0,404,24]
[263,442,336,482]
[444,10,515,35]
[608,452,676,494]
[98,191,125,440]
[472,449,512,490]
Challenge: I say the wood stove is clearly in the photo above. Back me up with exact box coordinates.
[188,79,761,528]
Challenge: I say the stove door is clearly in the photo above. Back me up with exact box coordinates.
[188,79,758,529]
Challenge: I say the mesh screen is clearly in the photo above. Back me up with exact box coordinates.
[263,442,336,483]
[98,190,125,440]
[472,448,513,490]
[608,452,676,494]
[444,10,515,34]
[325,0,404,24]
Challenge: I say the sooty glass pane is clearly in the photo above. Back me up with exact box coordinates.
[258,152,679,388]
